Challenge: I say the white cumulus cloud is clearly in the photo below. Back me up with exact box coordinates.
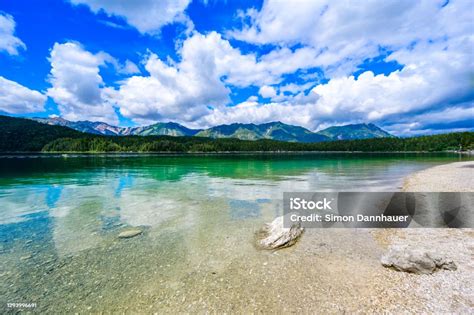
[116,49,229,125]
[0,13,26,55]
[231,0,473,77]
[258,85,277,98]
[46,42,119,124]
[69,0,192,35]
[0,77,46,113]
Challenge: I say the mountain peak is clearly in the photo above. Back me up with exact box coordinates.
[316,123,393,140]
[266,120,284,125]
[195,120,328,142]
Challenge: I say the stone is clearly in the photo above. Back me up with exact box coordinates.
[256,214,304,250]
[118,228,143,239]
[381,245,457,274]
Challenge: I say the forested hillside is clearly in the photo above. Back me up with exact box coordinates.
[1,115,472,153]
[0,115,83,151]
[40,132,474,152]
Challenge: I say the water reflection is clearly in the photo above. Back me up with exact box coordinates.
[0,154,468,244]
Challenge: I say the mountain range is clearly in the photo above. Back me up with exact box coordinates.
[2,115,471,153]
[32,117,201,137]
[32,117,393,142]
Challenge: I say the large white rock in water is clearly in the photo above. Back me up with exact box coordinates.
[381,245,457,274]
[256,214,304,250]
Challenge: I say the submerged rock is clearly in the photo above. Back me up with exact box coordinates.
[118,228,143,239]
[256,214,304,250]
[381,245,457,274]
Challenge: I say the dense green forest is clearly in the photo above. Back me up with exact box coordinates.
[0,115,82,151]
[40,132,474,152]
[1,115,473,153]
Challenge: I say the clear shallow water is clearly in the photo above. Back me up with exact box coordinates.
[0,153,471,312]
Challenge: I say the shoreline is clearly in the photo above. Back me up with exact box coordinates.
[403,160,474,192]
[0,151,470,157]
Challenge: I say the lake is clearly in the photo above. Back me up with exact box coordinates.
[0,153,471,312]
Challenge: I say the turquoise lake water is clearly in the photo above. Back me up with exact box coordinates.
[0,153,471,312]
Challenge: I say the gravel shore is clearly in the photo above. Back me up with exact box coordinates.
[390,161,474,313]
[403,161,474,192]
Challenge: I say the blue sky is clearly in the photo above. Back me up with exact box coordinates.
[0,0,472,135]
